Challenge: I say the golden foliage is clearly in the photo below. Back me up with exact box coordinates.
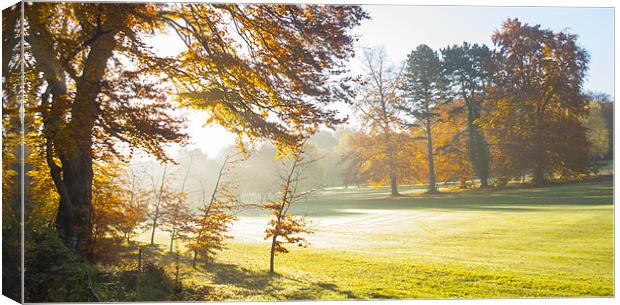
[481,18,590,184]
[264,144,313,273]
[188,154,240,263]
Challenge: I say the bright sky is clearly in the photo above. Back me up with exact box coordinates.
[147,5,615,160]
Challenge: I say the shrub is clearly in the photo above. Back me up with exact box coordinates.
[24,229,98,302]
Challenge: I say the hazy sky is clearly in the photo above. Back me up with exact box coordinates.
[147,5,615,159]
[358,5,613,93]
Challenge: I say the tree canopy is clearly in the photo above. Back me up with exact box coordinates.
[441,42,492,187]
[400,44,447,192]
[481,18,591,184]
[18,2,368,256]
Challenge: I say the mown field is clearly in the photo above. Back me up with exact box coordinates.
[135,176,614,300]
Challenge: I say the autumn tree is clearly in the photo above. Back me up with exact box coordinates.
[582,101,609,160]
[168,4,367,152]
[26,132,61,228]
[355,47,404,195]
[344,131,413,189]
[585,91,613,160]
[117,169,149,244]
[23,2,366,256]
[407,100,474,188]
[2,4,23,301]
[146,164,176,246]
[265,143,314,274]
[2,3,21,219]
[400,44,447,193]
[160,156,195,253]
[189,153,240,267]
[481,19,590,185]
[160,191,194,253]
[91,160,127,254]
[442,42,493,187]
[24,3,186,255]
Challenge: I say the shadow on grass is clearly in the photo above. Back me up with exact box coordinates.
[315,282,357,298]
[276,279,358,300]
[209,263,274,290]
[179,259,358,300]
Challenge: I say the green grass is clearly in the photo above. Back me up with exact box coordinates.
[131,176,614,300]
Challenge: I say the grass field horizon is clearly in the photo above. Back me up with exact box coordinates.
[133,174,614,300]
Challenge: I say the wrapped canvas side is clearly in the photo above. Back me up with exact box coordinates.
[2,2,24,304]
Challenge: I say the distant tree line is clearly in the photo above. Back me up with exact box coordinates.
[345,18,612,194]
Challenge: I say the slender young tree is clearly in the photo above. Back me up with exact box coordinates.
[189,153,239,267]
[400,44,447,193]
[118,170,148,244]
[265,143,314,274]
[355,47,404,195]
[441,42,493,187]
[147,164,172,246]
[160,155,194,253]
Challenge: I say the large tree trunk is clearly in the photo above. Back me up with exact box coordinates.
[532,134,548,186]
[384,127,399,196]
[532,112,548,186]
[390,174,399,196]
[57,31,117,256]
[425,122,437,193]
[55,149,95,255]
[26,4,119,257]
[532,166,547,186]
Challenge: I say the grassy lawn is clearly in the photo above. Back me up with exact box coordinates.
[133,176,614,300]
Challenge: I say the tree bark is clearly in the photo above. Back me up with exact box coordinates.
[269,235,277,274]
[390,174,399,196]
[532,109,548,186]
[383,126,399,196]
[55,151,95,255]
[192,251,197,268]
[169,228,175,253]
[532,166,546,186]
[425,120,437,193]
[26,6,118,257]
[269,158,298,274]
[532,131,547,186]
